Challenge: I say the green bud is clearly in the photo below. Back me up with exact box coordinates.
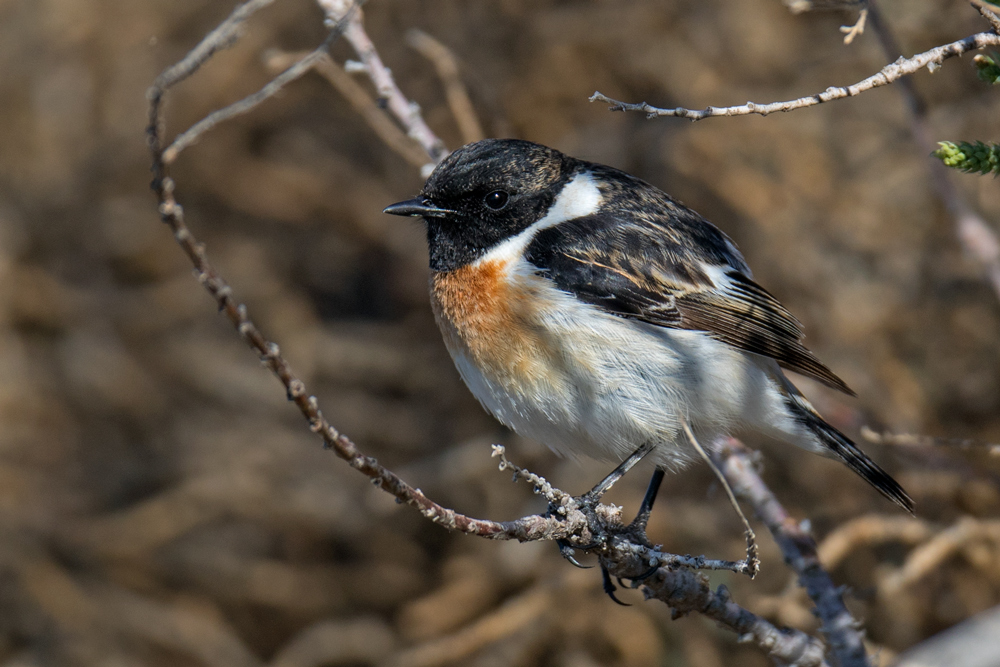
[933,141,1000,176]
[974,53,1000,85]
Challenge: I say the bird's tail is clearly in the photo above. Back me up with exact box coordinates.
[787,393,914,513]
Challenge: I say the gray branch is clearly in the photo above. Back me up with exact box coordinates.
[591,30,1000,120]
[716,439,869,667]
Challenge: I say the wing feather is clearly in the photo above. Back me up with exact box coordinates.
[526,209,855,396]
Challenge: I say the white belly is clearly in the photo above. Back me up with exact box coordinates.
[442,277,794,469]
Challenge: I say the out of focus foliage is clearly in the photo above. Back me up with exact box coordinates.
[935,52,999,177]
[973,52,1000,84]
[935,140,1000,175]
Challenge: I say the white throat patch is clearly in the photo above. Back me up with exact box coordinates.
[477,171,603,265]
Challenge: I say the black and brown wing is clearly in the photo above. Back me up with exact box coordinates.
[525,211,855,396]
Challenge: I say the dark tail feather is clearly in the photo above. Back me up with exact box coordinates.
[803,415,914,513]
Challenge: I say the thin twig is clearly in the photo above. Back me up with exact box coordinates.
[717,439,871,667]
[860,426,1000,456]
[264,50,430,168]
[590,30,1000,120]
[818,515,934,570]
[491,445,574,507]
[150,0,276,93]
[682,421,759,578]
[316,0,448,165]
[161,17,356,164]
[880,517,1000,597]
[406,29,485,145]
[840,7,868,44]
[970,0,1000,32]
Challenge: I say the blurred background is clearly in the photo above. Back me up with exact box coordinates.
[1,0,999,665]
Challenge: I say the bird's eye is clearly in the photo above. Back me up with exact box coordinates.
[483,191,509,210]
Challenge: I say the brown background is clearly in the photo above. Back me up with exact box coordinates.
[1,0,999,665]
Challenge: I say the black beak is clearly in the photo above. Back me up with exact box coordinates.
[383,197,454,219]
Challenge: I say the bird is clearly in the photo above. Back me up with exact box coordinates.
[384,138,913,524]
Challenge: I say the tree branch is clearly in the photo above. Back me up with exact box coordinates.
[264,50,431,168]
[716,439,870,667]
[316,0,448,169]
[970,0,1000,33]
[590,30,1000,120]
[631,565,830,667]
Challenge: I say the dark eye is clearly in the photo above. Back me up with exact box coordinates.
[483,191,509,210]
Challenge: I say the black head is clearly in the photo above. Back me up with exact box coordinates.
[384,139,580,271]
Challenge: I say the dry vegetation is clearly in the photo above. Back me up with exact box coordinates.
[1,0,1000,665]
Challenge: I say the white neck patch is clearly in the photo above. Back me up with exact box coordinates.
[477,170,602,265]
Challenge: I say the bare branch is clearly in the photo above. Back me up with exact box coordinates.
[861,426,1000,456]
[818,515,934,570]
[150,0,276,93]
[163,38,339,164]
[626,565,830,667]
[590,30,1000,120]
[840,8,868,44]
[970,0,1000,33]
[316,0,448,165]
[717,439,871,667]
[880,517,1000,596]
[407,29,485,145]
[264,50,430,168]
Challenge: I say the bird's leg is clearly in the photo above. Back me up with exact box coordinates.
[557,442,655,568]
[628,467,665,534]
[580,441,655,503]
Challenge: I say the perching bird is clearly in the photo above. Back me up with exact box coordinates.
[384,138,912,519]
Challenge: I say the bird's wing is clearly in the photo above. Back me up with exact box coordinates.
[524,210,855,396]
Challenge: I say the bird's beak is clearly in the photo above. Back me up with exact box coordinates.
[383,197,454,219]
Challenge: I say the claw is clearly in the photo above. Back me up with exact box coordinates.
[557,539,592,569]
[632,562,661,581]
[614,562,660,591]
[602,565,630,606]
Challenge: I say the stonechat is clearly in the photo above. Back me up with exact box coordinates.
[385,139,912,514]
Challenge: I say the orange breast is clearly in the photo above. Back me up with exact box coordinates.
[430,259,553,385]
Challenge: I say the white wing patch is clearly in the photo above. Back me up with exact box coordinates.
[701,263,735,290]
